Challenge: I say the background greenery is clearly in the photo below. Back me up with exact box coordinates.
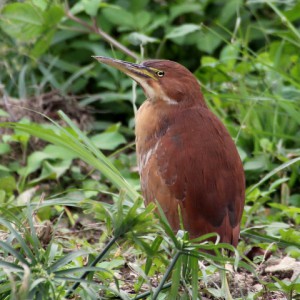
[0,0,300,299]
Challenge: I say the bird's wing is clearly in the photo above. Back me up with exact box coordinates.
[148,107,245,241]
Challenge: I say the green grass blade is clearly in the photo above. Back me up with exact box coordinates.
[0,218,36,264]
[247,157,300,195]
[0,121,140,201]
[47,250,88,273]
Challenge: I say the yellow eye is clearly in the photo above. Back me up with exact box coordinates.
[156,71,165,77]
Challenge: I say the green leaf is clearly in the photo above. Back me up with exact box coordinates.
[0,3,43,41]
[247,157,300,195]
[30,29,55,58]
[43,5,64,28]
[102,7,134,28]
[127,32,159,46]
[244,155,269,171]
[134,11,151,29]
[219,0,242,25]
[91,132,126,150]
[0,165,10,172]
[0,176,16,193]
[166,24,201,39]
[32,0,48,11]
[220,42,241,69]
[169,255,182,299]
[0,2,63,47]
[0,143,11,155]
[170,3,202,21]
[197,30,223,54]
[82,0,101,17]
[32,159,72,183]
[48,250,88,273]
[0,109,9,117]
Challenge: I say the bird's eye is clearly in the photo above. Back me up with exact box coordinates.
[156,71,165,77]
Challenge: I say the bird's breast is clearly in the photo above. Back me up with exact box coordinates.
[135,100,171,173]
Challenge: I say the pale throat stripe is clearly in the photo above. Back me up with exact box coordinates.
[134,78,178,105]
[162,95,178,105]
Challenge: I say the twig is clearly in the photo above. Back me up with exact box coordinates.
[65,9,139,60]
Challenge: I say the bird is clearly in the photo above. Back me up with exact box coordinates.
[93,56,245,246]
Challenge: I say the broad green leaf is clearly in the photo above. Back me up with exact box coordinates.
[43,5,64,28]
[283,3,300,22]
[30,29,56,58]
[244,155,269,171]
[0,143,10,155]
[102,7,134,28]
[30,159,72,183]
[0,3,43,41]
[82,0,101,17]
[0,109,9,117]
[247,157,300,195]
[220,42,241,69]
[91,132,126,150]
[19,151,51,176]
[166,24,201,39]
[32,0,48,11]
[129,0,149,13]
[0,2,63,46]
[0,176,16,193]
[43,145,78,160]
[0,165,10,172]
[133,11,151,29]
[128,32,159,46]
[219,0,242,25]
[197,30,223,54]
[170,3,202,21]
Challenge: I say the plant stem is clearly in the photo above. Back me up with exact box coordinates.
[134,282,172,300]
[65,9,139,60]
[65,236,118,298]
[152,251,181,300]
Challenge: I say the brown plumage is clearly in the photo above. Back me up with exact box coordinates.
[94,57,245,246]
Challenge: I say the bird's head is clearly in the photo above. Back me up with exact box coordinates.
[93,56,207,108]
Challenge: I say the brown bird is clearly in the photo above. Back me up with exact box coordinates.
[94,56,245,246]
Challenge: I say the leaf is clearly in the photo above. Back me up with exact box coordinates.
[127,32,159,46]
[134,11,151,29]
[0,143,11,155]
[0,165,10,172]
[43,5,64,28]
[91,132,126,150]
[197,30,223,54]
[166,24,201,39]
[244,155,269,171]
[219,0,242,25]
[30,29,56,58]
[0,3,44,41]
[220,42,241,69]
[170,3,202,21]
[32,0,48,11]
[0,176,16,193]
[31,159,72,183]
[82,0,102,17]
[0,109,9,117]
[102,7,134,28]
[247,157,300,195]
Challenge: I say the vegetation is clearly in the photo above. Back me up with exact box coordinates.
[0,0,300,299]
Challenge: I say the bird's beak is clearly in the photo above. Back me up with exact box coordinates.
[92,56,156,82]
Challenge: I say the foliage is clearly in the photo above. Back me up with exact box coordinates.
[0,0,300,299]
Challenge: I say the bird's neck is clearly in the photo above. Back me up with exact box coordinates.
[135,99,202,151]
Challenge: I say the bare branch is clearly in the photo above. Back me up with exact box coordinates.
[65,10,139,60]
